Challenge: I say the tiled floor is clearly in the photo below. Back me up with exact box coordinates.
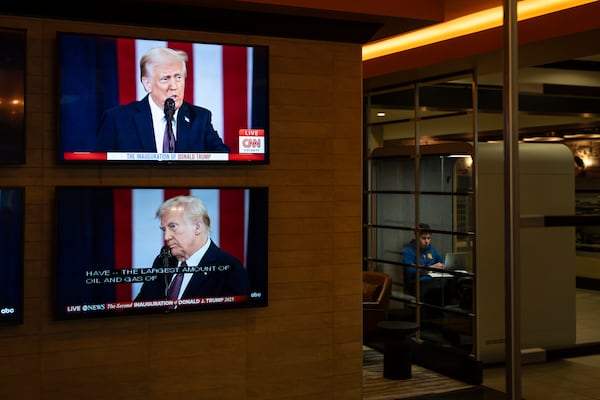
[574,288,600,343]
[483,289,600,400]
[371,288,600,400]
[480,288,600,400]
[483,354,600,399]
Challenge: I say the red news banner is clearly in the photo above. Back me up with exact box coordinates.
[63,129,265,161]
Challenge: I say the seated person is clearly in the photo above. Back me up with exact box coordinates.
[400,223,446,305]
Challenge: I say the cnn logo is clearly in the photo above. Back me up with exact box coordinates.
[239,136,265,153]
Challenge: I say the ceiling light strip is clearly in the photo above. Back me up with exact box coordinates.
[362,0,598,61]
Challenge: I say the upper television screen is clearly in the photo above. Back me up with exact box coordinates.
[0,187,24,324]
[0,28,25,164]
[57,32,269,164]
[54,186,268,319]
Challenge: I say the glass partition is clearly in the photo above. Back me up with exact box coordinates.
[364,72,477,357]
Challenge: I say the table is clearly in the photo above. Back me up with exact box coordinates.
[376,320,419,380]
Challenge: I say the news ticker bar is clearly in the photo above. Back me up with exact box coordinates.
[63,152,265,161]
[65,295,250,313]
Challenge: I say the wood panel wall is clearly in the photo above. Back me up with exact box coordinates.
[0,15,364,399]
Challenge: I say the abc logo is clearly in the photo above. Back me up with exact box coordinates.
[1,307,15,314]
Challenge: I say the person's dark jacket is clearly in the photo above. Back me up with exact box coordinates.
[134,240,249,302]
[96,95,231,153]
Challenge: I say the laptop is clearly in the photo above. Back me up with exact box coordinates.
[444,252,469,271]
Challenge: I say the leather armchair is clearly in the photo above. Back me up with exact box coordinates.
[362,271,392,344]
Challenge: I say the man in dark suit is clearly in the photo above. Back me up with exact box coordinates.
[96,47,230,153]
[134,195,249,306]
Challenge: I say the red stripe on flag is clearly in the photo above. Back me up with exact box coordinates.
[113,189,133,301]
[164,188,190,202]
[222,46,248,153]
[116,38,137,105]
[219,189,246,266]
[168,41,194,104]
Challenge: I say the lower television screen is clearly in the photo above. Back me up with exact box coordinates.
[54,186,268,319]
[0,187,24,324]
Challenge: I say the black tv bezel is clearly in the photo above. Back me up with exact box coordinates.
[0,186,24,325]
[55,31,270,166]
[52,185,269,320]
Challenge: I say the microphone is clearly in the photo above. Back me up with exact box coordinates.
[159,245,171,268]
[163,98,176,153]
[159,245,174,303]
[164,98,175,121]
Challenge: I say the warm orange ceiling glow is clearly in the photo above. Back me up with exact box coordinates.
[362,0,599,61]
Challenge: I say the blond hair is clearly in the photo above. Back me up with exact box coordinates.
[140,47,188,80]
[156,195,210,233]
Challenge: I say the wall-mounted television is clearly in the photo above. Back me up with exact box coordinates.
[0,28,25,164]
[54,186,268,319]
[0,187,24,324]
[57,32,269,165]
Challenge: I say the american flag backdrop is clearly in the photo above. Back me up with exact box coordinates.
[58,34,268,156]
[116,38,252,152]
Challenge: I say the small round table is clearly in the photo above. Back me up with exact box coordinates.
[376,320,419,380]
